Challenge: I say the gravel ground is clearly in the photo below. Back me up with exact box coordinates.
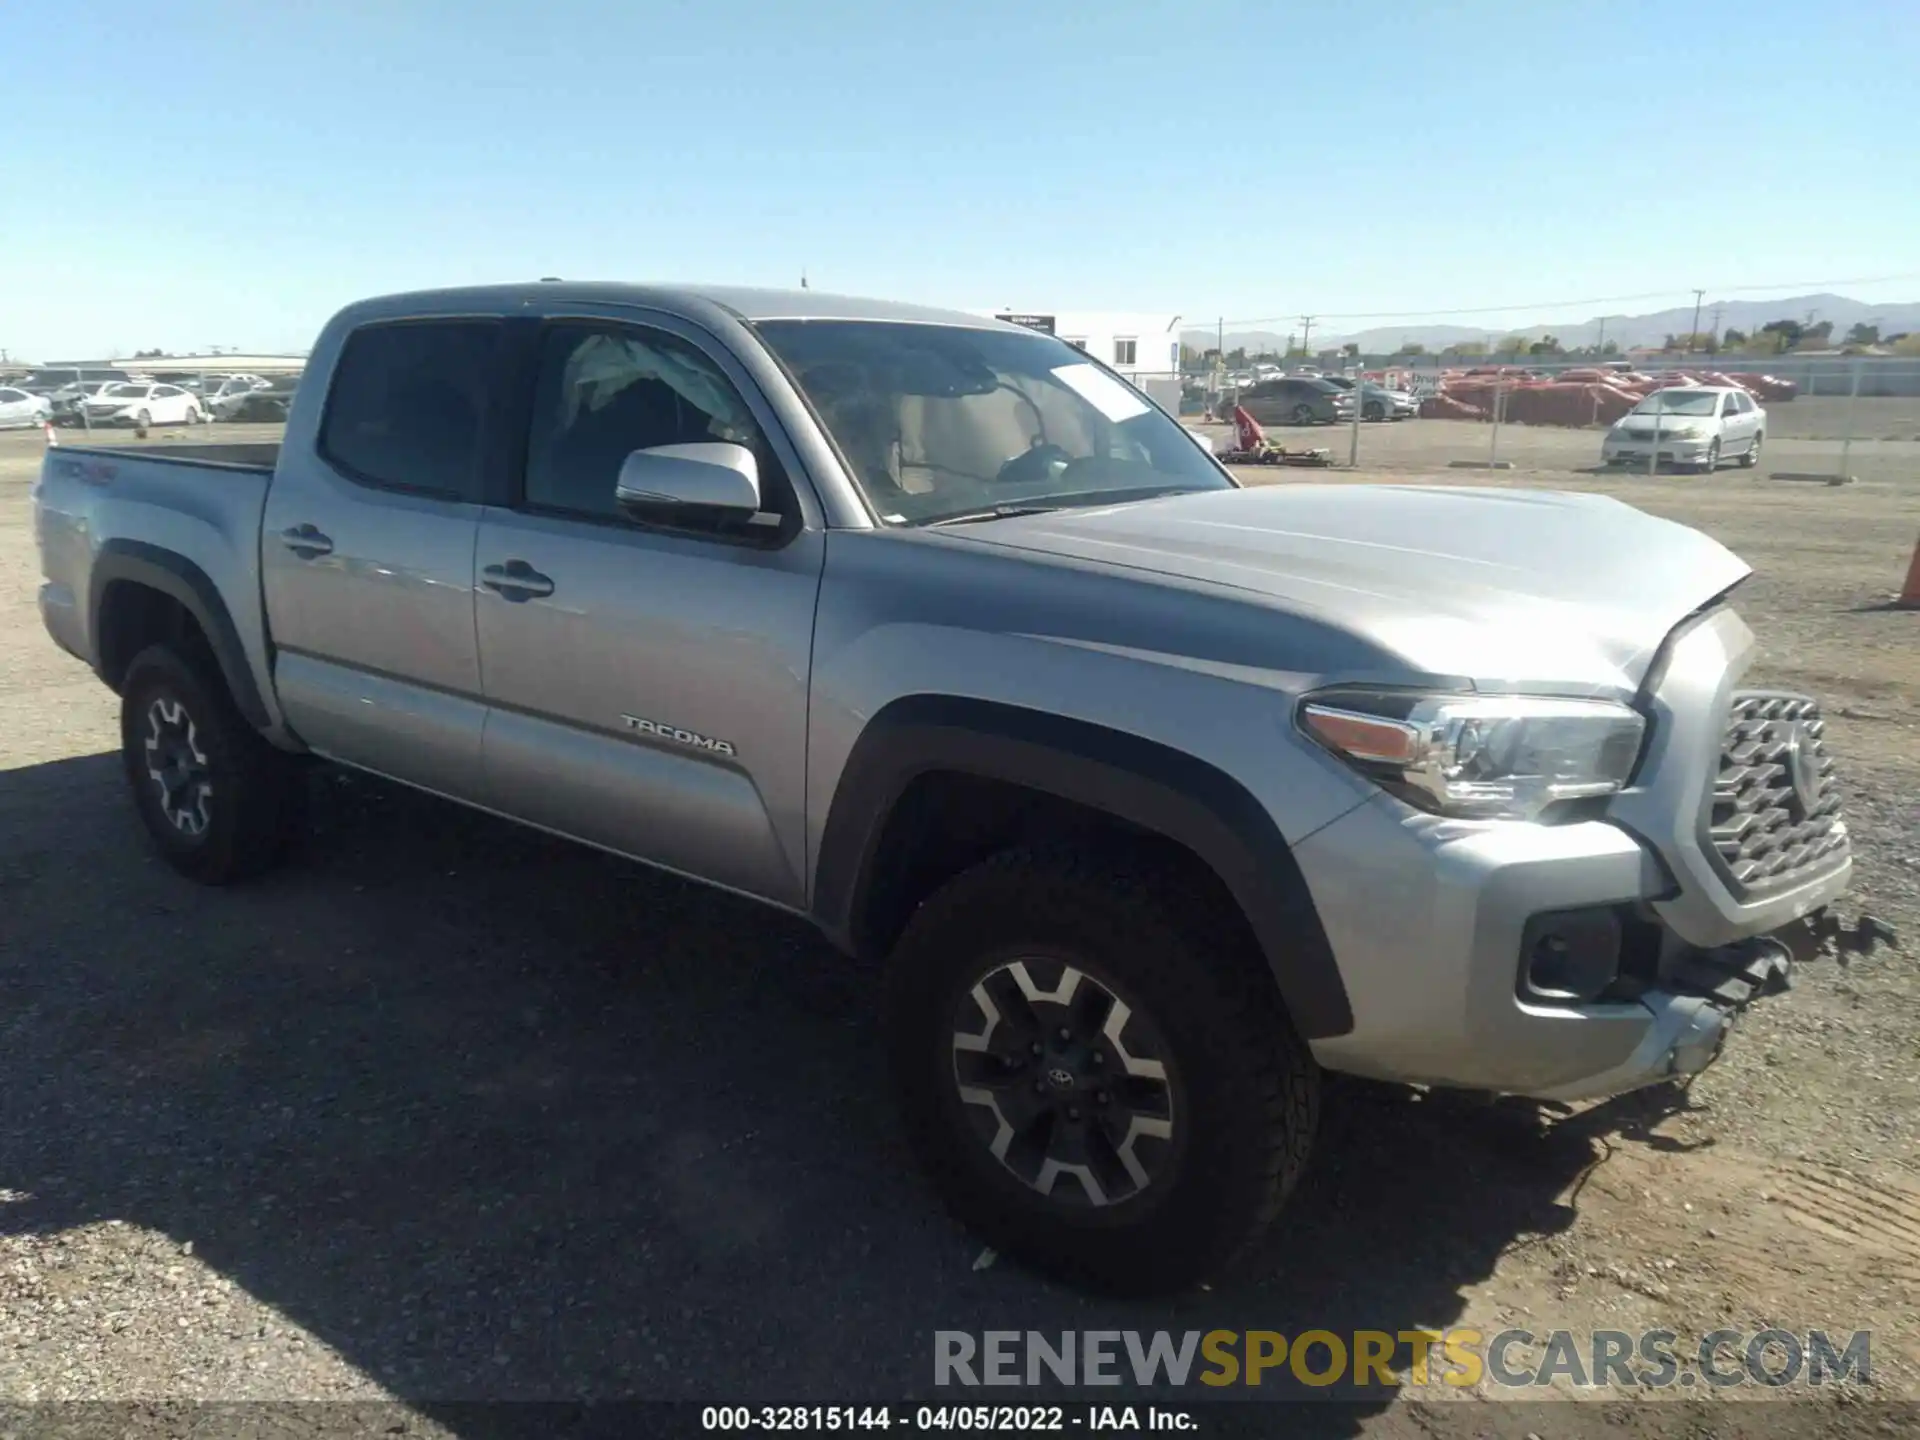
[1,423,1916,1437]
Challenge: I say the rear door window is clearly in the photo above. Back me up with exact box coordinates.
[320,319,500,500]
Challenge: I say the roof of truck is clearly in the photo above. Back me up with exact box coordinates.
[342,282,1010,331]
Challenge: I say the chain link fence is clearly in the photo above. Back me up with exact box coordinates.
[1184,356,1920,486]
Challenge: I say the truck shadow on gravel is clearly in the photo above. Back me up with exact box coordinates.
[0,756,1698,1435]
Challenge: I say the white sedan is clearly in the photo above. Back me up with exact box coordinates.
[206,374,273,420]
[1601,385,1765,472]
[79,382,208,428]
[0,386,54,428]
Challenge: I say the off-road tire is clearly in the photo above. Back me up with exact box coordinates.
[884,844,1319,1295]
[120,642,306,884]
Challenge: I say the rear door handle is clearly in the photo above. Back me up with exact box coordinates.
[482,559,555,601]
[279,523,334,559]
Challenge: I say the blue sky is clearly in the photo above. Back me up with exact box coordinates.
[4,0,1915,360]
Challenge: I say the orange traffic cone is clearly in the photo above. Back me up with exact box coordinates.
[1897,534,1920,609]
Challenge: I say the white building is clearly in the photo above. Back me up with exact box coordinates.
[978,311,1183,409]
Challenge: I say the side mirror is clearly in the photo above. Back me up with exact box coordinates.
[615,442,762,523]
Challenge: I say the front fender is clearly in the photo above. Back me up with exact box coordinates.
[812,695,1354,1040]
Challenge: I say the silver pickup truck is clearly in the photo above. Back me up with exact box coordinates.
[34,283,1857,1294]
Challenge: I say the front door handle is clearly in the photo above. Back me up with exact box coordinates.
[482,559,555,602]
[279,523,334,559]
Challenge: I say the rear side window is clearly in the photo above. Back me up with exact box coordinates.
[320,320,498,498]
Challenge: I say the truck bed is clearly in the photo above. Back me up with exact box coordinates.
[50,440,281,472]
[36,440,282,733]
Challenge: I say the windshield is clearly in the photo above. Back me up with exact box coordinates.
[1631,390,1720,416]
[101,382,146,397]
[755,320,1229,525]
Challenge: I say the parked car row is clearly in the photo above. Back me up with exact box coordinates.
[3,370,302,428]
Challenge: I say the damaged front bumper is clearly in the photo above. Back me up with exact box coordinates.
[1530,909,1898,1103]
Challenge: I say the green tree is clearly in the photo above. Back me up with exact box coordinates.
[1527,334,1562,356]
[1398,341,1426,356]
[1496,335,1530,357]
[1599,340,1620,357]
[1450,340,1489,357]
[1723,327,1748,348]
[1845,323,1879,346]
[1891,333,1920,356]
[1341,341,1360,359]
[1759,318,1804,349]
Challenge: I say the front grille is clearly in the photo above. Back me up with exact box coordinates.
[1707,692,1848,895]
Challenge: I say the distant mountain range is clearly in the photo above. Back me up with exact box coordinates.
[1182,293,1920,357]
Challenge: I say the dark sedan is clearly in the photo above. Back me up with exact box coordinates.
[1233,376,1356,426]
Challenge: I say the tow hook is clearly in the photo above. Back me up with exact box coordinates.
[1670,935,1795,1008]
[1797,908,1901,963]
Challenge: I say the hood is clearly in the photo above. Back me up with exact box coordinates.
[1617,409,1718,429]
[944,484,1749,692]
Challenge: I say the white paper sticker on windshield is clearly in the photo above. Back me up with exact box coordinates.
[1051,363,1151,422]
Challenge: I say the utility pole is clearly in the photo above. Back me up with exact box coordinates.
[1688,289,1705,353]
[1595,317,1606,355]
[1298,315,1316,356]
[1214,317,1225,413]
[1710,304,1724,353]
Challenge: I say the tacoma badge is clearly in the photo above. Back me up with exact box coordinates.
[620,714,737,758]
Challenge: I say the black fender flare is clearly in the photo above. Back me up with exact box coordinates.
[90,539,272,730]
[812,695,1353,1040]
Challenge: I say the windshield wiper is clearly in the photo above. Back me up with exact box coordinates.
[922,485,1210,528]
[924,503,1064,527]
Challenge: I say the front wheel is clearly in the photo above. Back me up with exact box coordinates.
[120,643,306,884]
[1290,403,1316,425]
[884,846,1319,1295]
[1738,431,1763,468]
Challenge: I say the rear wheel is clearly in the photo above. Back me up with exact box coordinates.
[1697,438,1721,473]
[884,845,1319,1295]
[120,642,306,884]
[1364,401,1386,422]
[1738,431,1763,468]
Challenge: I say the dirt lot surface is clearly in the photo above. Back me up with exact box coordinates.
[2,421,1915,1437]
